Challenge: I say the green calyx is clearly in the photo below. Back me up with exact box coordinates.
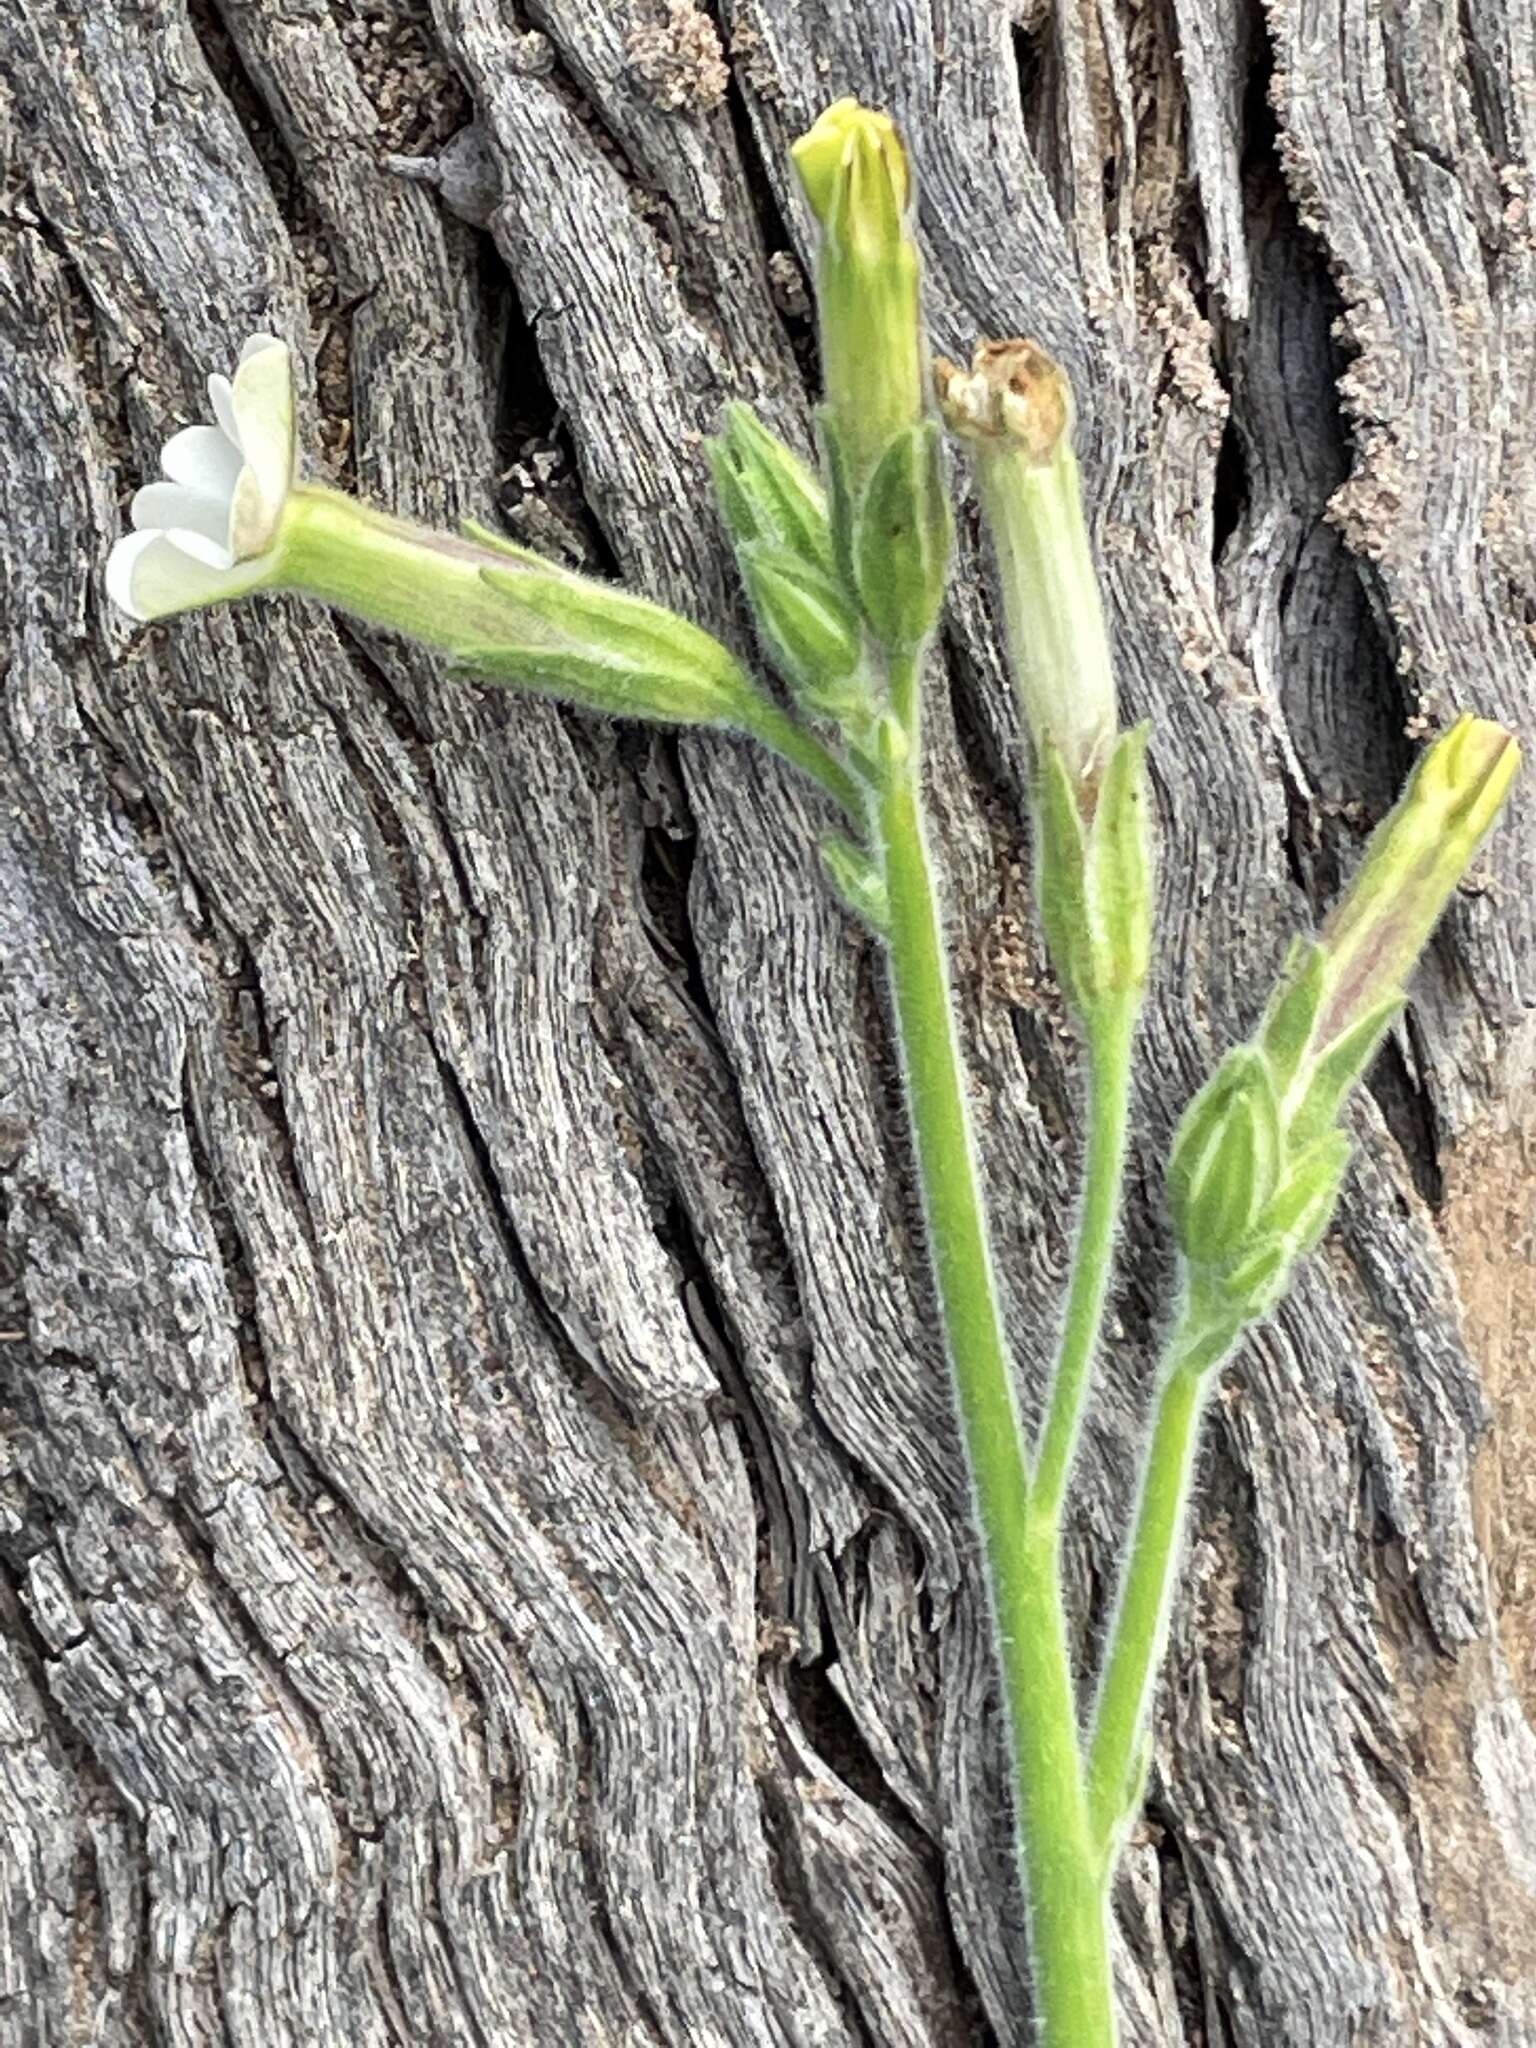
[1167,1048,1282,1268]
[1035,726,1153,1024]
[1284,993,1403,1153]
[711,404,887,739]
[1185,1131,1354,1345]
[821,833,889,934]
[1255,1131,1354,1261]
[852,420,953,654]
[472,563,757,726]
[1168,1022,1360,1342]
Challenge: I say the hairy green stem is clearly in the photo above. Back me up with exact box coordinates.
[877,716,1117,2047]
[1087,1300,1234,1849]
[887,646,923,733]
[1032,997,1138,1526]
[741,696,864,821]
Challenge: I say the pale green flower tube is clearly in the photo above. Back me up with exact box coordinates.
[936,340,1117,812]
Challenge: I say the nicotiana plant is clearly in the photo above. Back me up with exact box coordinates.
[108,101,1519,2048]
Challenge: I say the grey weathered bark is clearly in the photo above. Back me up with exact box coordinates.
[2,0,1534,2041]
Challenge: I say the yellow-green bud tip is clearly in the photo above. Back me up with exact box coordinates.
[1414,713,1520,834]
[792,99,911,244]
[934,340,1074,466]
[1317,713,1520,1046]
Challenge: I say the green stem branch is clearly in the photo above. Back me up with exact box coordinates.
[1032,998,1138,1526]
[878,732,1117,2048]
[741,697,864,822]
[1086,1296,1234,1849]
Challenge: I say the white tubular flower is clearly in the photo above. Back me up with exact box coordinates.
[107,334,296,622]
[97,332,785,739]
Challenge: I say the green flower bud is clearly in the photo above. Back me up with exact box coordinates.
[740,543,863,699]
[852,419,953,653]
[792,101,927,508]
[1167,1048,1282,1267]
[1313,715,1519,1055]
[820,834,889,934]
[1254,715,1518,1146]
[936,340,1116,814]
[707,403,835,576]
[1171,717,1516,1353]
[793,98,910,227]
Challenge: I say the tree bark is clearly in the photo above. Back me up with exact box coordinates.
[3,0,1535,2042]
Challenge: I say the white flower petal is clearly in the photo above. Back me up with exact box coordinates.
[161,424,243,503]
[166,527,236,570]
[106,529,274,622]
[230,339,295,554]
[106,530,166,622]
[108,333,299,621]
[240,331,285,364]
[208,372,241,450]
[131,480,233,549]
